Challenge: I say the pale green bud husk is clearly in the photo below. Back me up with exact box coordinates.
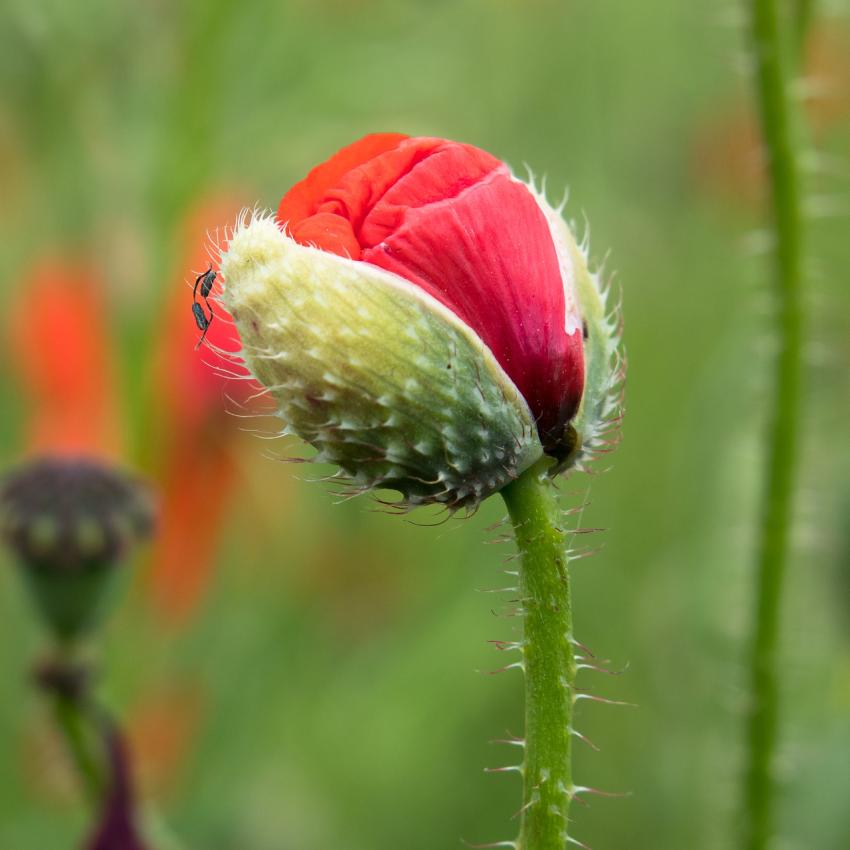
[219,212,544,508]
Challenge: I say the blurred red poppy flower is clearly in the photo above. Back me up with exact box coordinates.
[147,195,265,623]
[8,261,121,458]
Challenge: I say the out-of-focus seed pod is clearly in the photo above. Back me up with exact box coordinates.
[0,457,155,640]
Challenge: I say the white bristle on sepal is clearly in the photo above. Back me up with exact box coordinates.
[523,182,625,476]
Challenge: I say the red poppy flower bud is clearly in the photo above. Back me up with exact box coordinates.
[218,134,620,507]
[278,134,585,456]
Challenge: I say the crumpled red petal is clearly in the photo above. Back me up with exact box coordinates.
[277,135,584,455]
[8,262,121,458]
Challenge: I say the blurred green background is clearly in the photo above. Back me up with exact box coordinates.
[1,1,849,848]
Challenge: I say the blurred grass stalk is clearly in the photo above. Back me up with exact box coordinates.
[743,1,810,848]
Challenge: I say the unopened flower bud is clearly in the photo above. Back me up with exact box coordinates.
[217,134,621,507]
[0,457,155,640]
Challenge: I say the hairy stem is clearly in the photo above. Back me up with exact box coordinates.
[502,460,576,850]
[744,0,807,848]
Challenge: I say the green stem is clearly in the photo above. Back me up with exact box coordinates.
[51,691,107,806]
[49,680,189,850]
[744,1,806,848]
[39,646,108,807]
[502,460,576,850]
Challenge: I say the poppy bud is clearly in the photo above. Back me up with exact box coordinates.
[0,457,155,640]
[218,134,620,507]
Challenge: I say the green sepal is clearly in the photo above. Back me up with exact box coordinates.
[221,213,544,508]
[528,188,622,475]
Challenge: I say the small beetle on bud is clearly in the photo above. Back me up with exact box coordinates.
[0,456,155,640]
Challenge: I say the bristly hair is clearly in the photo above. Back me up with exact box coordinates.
[521,175,625,478]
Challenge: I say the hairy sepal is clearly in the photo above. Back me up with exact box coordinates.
[219,212,543,508]
[527,186,623,474]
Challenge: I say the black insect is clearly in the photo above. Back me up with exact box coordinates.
[194,266,217,302]
[192,266,217,348]
[192,302,212,347]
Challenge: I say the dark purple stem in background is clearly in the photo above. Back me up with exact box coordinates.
[86,721,148,850]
